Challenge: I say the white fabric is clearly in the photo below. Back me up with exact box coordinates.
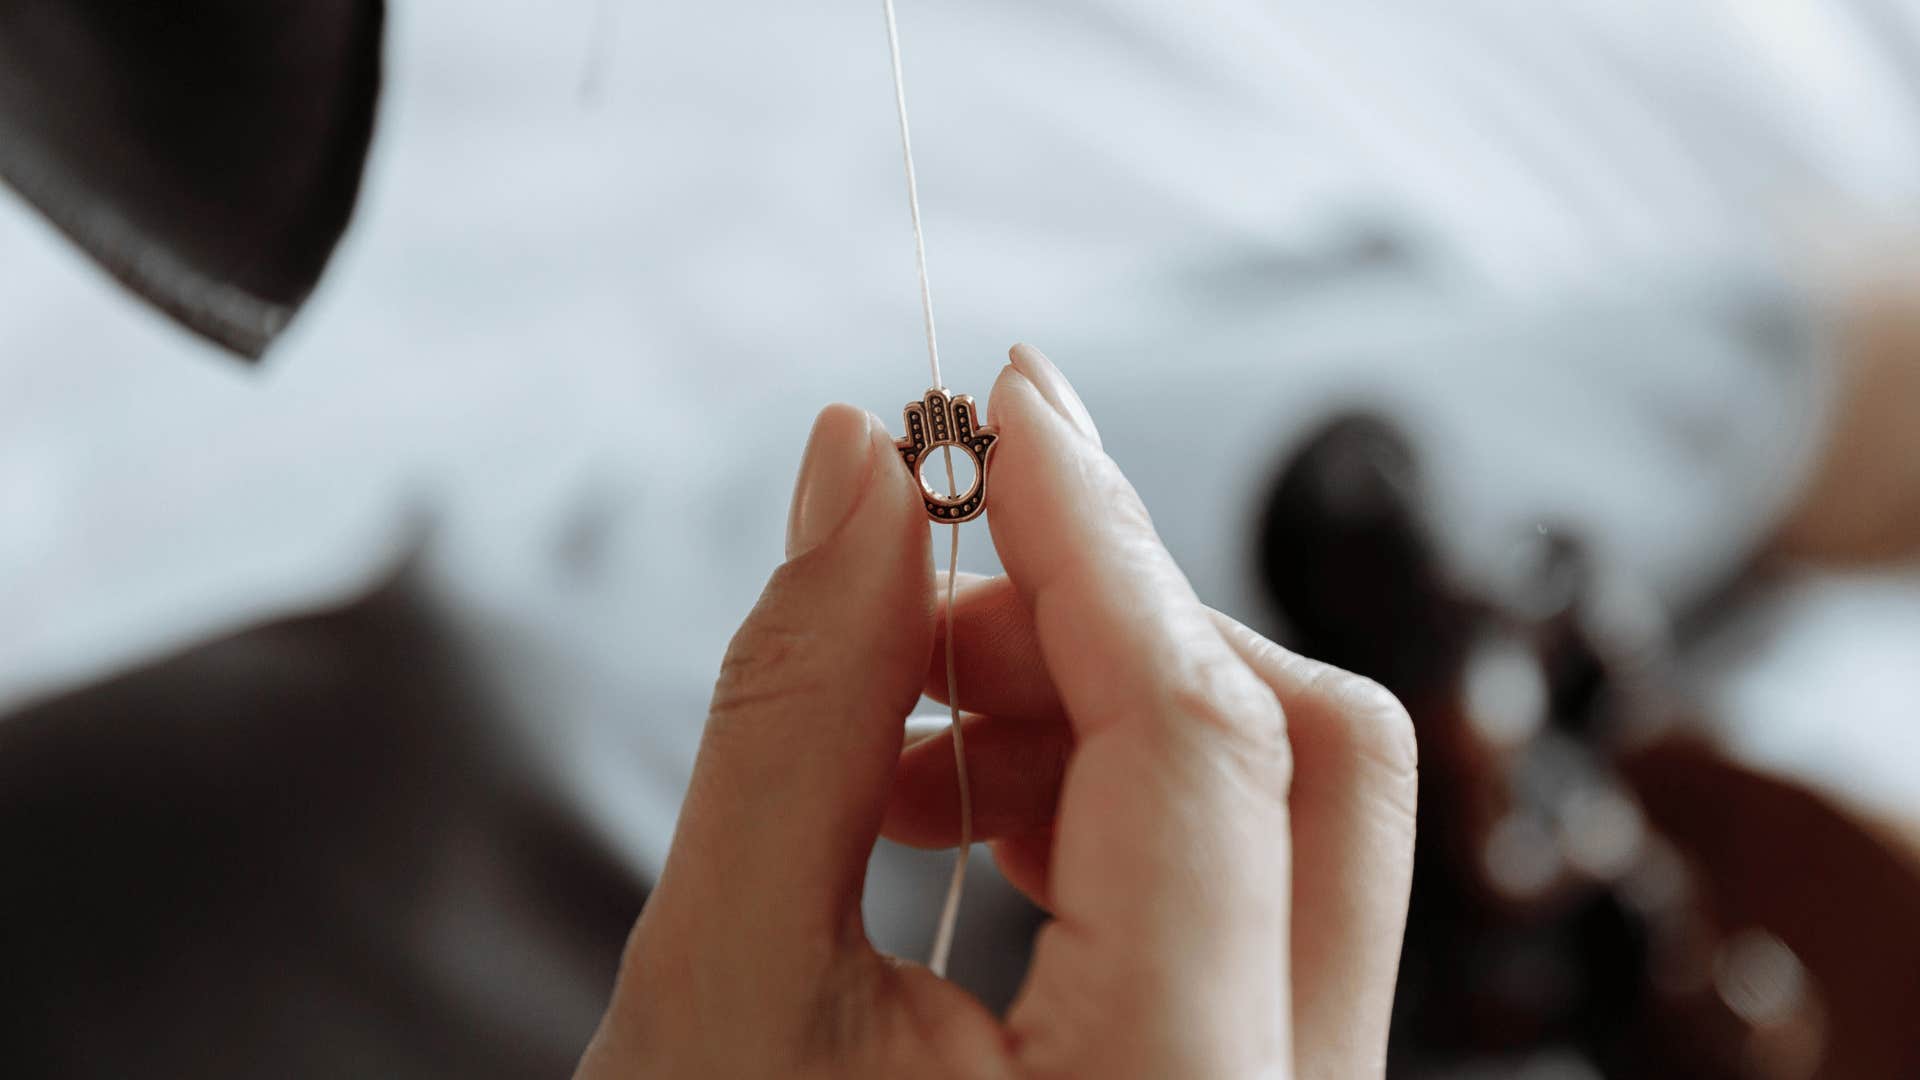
[5,1,1920,958]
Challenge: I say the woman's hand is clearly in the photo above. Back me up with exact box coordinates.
[576,346,1418,1078]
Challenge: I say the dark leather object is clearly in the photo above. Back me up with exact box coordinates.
[0,1,383,358]
[0,575,644,1078]
[1624,738,1920,1080]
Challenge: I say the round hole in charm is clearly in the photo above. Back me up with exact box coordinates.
[916,445,978,503]
[895,386,998,523]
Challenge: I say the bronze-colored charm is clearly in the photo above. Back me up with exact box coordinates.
[896,386,998,523]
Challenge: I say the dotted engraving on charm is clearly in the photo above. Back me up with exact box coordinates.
[896,387,997,523]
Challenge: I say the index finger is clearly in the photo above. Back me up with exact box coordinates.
[987,346,1292,1076]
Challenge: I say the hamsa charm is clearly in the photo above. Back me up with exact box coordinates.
[896,386,998,523]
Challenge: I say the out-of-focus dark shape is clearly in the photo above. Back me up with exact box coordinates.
[0,0,384,358]
[1258,411,1920,1079]
[1626,739,1920,1079]
[1258,414,1470,694]
[0,571,641,1078]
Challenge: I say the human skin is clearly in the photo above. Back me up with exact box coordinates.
[1771,281,1920,563]
[575,345,1418,1078]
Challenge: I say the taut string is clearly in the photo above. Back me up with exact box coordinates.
[881,0,972,980]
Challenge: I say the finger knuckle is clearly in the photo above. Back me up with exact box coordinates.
[1321,667,1420,781]
[1161,653,1293,794]
[709,615,828,727]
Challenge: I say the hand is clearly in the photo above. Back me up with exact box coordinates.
[575,345,1418,1078]
[1771,282,1920,562]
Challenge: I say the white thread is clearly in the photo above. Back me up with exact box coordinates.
[882,0,972,979]
[882,0,942,391]
[928,541,970,977]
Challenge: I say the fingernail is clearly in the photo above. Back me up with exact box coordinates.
[1009,343,1101,446]
[787,405,878,559]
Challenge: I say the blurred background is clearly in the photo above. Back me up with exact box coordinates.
[3,2,1919,1076]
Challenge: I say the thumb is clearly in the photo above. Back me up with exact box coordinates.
[641,403,932,961]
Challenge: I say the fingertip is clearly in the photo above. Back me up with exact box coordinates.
[987,359,1034,424]
[882,723,965,848]
[885,713,1072,848]
[991,828,1054,911]
[942,569,998,594]
[880,792,951,850]
[1006,342,1100,446]
[854,406,936,550]
[786,404,881,560]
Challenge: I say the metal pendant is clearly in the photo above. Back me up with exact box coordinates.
[895,387,997,523]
